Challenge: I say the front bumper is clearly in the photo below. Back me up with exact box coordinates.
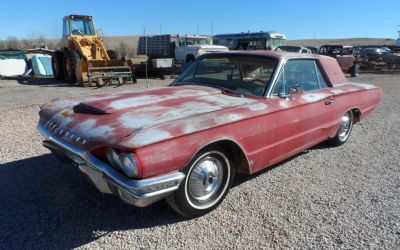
[37,124,185,207]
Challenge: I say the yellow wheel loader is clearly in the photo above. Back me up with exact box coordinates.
[51,15,135,86]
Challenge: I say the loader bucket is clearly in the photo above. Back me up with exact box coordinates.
[87,59,134,87]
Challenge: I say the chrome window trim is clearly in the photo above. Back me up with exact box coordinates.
[265,58,286,98]
[314,60,322,90]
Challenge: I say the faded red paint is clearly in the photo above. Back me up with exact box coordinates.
[38,51,382,179]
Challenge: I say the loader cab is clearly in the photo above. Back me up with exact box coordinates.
[63,15,96,37]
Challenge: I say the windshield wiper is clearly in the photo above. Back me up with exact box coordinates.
[174,82,243,97]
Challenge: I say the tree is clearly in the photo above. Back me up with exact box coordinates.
[6,36,20,49]
[30,32,46,48]
[21,39,34,50]
[118,41,128,58]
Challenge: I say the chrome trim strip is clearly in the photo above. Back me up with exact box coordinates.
[37,123,185,207]
[265,58,286,98]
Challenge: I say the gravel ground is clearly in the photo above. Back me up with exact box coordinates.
[0,74,399,249]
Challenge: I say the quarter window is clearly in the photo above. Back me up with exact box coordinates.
[271,59,329,96]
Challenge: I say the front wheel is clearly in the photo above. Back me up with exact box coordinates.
[328,111,354,146]
[52,51,65,80]
[167,150,234,217]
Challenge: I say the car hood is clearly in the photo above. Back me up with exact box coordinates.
[39,85,268,149]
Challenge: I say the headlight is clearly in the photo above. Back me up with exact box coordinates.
[106,148,122,169]
[120,153,138,178]
[106,148,139,178]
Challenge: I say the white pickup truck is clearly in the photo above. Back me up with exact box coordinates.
[138,34,228,67]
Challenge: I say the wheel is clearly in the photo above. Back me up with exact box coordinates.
[328,111,354,146]
[167,149,235,217]
[107,50,121,60]
[63,50,82,85]
[186,54,195,64]
[350,64,360,77]
[52,51,65,80]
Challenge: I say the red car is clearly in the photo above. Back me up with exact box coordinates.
[37,51,382,217]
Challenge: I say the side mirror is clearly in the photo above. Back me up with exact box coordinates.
[288,85,304,95]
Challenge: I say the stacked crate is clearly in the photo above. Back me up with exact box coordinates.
[138,35,176,58]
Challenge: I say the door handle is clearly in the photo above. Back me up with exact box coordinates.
[325,97,335,105]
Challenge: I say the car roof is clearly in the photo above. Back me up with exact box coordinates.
[201,51,347,84]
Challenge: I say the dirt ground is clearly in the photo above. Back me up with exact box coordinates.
[0,74,399,249]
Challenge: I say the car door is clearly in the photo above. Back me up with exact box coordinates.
[267,59,336,165]
[174,37,186,62]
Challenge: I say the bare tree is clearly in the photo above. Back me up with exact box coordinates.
[0,40,6,50]
[21,38,34,50]
[118,41,128,58]
[30,32,47,48]
[6,36,20,49]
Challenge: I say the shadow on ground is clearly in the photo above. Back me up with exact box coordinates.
[3,76,71,87]
[0,154,184,249]
[0,141,332,249]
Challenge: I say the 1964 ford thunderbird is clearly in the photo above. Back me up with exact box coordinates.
[37,51,382,217]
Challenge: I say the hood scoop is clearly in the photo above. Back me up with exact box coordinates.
[73,103,110,115]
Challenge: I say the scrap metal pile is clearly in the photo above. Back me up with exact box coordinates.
[355,46,400,73]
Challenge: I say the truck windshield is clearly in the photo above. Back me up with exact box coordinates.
[71,18,95,36]
[185,38,211,45]
[270,39,286,50]
[173,55,278,97]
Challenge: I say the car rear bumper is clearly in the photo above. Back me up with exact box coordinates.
[37,124,185,207]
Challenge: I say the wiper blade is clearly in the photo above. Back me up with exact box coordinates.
[173,82,243,97]
[215,86,243,97]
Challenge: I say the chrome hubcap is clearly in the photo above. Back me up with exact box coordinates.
[188,156,223,202]
[338,112,352,141]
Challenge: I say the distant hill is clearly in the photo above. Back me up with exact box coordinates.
[287,38,396,47]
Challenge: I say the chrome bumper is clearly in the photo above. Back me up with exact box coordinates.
[37,124,185,207]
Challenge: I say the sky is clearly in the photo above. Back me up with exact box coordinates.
[1,0,400,40]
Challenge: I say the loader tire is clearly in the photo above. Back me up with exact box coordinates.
[52,51,65,80]
[107,50,121,60]
[63,50,81,85]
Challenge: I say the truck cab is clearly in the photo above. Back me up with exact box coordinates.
[174,35,228,64]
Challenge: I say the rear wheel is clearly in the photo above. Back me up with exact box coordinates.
[52,51,65,80]
[167,149,234,217]
[328,111,354,146]
[350,64,360,77]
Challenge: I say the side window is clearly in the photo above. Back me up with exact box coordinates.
[178,38,185,46]
[272,59,329,96]
[63,19,70,37]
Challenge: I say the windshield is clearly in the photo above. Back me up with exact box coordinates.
[71,18,95,36]
[270,38,286,50]
[185,37,211,45]
[173,55,278,97]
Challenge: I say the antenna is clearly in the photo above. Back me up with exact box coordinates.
[196,25,199,35]
[144,26,149,88]
[211,21,214,36]
[398,25,400,38]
